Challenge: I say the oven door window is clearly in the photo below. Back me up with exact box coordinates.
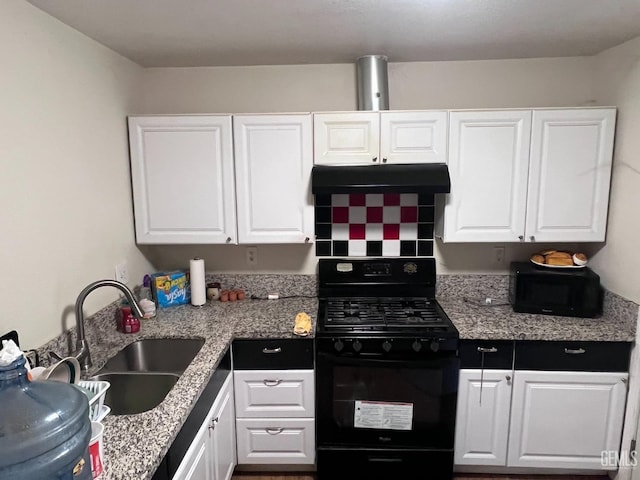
[316,352,459,449]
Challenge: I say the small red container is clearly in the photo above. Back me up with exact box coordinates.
[118,306,140,334]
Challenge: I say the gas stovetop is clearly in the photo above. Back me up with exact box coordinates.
[316,258,458,339]
[321,297,453,332]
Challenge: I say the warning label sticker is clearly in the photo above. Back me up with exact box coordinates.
[353,400,413,430]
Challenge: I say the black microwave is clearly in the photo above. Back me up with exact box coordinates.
[509,262,603,318]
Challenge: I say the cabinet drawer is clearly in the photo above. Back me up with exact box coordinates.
[234,369,314,418]
[459,340,514,369]
[232,339,313,370]
[236,418,315,465]
[515,341,631,372]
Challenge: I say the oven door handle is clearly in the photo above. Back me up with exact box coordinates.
[367,457,403,463]
[317,351,456,369]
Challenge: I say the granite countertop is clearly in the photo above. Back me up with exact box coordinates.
[43,280,636,480]
[438,296,637,342]
[87,297,317,480]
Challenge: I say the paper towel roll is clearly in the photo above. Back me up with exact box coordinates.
[190,258,206,306]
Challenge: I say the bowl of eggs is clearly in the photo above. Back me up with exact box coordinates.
[530,250,588,269]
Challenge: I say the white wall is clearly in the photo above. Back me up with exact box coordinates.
[138,56,597,275]
[590,37,640,304]
[0,0,153,349]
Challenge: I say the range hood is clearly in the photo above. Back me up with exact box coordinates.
[311,164,451,195]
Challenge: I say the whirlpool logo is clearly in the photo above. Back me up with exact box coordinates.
[601,450,638,468]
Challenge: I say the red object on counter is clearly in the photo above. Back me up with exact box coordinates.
[118,306,140,334]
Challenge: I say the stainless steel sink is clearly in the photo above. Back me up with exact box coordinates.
[98,337,205,374]
[92,337,205,415]
[92,372,180,415]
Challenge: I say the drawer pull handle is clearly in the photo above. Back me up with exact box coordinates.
[477,347,498,353]
[263,379,282,387]
[262,347,282,354]
[564,348,586,355]
[266,427,284,435]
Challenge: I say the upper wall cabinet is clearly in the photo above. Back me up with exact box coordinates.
[128,116,237,244]
[128,114,314,245]
[438,108,616,243]
[233,114,314,244]
[313,111,448,165]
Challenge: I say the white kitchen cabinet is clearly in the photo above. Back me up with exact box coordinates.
[128,115,236,244]
[439,108,616,243]
[173,373,236,480]
[454,369,513,466]
[525,109,616,243]
[233,114,313,244]
[314,111,447,165]
[507,370,628,470]
[233,369,315,465]
[442,110,532,242]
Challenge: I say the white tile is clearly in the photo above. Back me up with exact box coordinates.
[349,240,367,257]
[366,194,384,206]
[382,240,401,256]
[332,224,349,240]
[366,224,383,240]
[332,194,349,207]
[400,193,418,206]
[399,223,418,240]
[383,206,401,223]
[349,206,366,223]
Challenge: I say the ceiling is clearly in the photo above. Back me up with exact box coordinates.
[27,0,640,68]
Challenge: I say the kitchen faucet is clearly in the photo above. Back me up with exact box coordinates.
[50,279,145,373]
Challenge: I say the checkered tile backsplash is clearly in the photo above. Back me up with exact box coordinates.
[315,193,435,257]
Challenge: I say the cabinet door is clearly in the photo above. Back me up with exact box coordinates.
[234,115,313,243]
[172,405,213,480]
[313,112,380,165]
[508,370,628,470]
[211,374,236,480]
[443,111,531,242]
[526,109,616,242]
[454,369,512,466]
[379,111,448,164]
[128,116,236,244]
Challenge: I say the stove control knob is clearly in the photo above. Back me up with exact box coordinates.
[382,340,392,353]
[430,340,440,352]
[412,340,422,352]
[333,339,344,352]
[352,340,363,353]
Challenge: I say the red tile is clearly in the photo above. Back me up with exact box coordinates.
[332,207,349,223]
[383,224,400,240]
[401,206,418,223]
[366,206,383,223]
[349,194,366,206]
[349,224,366,240]
[383,193,401,206]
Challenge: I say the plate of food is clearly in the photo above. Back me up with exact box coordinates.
[530,250,588,269]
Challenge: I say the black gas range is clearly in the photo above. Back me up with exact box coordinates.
[315,258,459,479]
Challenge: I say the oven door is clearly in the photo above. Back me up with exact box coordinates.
[316,348,459,449]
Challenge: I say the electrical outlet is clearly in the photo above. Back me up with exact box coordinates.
[115,261,129,284]
[246,247,258,267]
[493,246,505,265]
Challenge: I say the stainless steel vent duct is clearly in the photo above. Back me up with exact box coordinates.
[356,55,389,111]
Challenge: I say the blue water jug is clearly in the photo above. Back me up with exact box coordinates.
[0,356,92,479]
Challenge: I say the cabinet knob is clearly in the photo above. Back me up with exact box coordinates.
[263,379,282,387]
[372,157,378,162]
[304,237,310,243]
[262,347,282,354]
[382,158,388,163]
[529,235,535,241]
[505,375,511,382]
[226,237,232,243]
[266,427,284,435]
[518,235,524,241]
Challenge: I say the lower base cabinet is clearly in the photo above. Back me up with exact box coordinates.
[236,418,315,464]
[455,340,632,473]
[173,373,237,480]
